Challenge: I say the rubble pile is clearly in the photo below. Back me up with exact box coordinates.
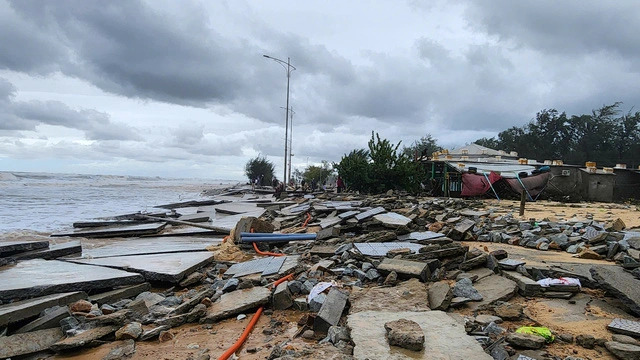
[1,186,640,360]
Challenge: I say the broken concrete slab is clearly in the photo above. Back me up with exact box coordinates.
[78,237,218,258]
[605,341,640,360]
[154,199,228,209]
[591,265,640,316]
[377,258,437,282]
[498,258,526,270]
[314,288,348,334]
[338,210,360,220]
[203,287,270,323]
[213,202,263,215]
[0,259,143,302]
[11,241,81,261]
[354,242,424,257]
[348,310,492,360]
[384,318,425,351]
[169,288,215,316]
[467,275,518,311]
[51,222,167,238]
[178,212,213,223]
[89,283,151,306]
[320,216,342,229]
[460,209,490,217]
[272,281,293,310]
[449,219,476,240]
[225,256,286,278]
[397,231,445,241]
[0,291,86,327]
[355,207,386,222]
[373,212,412,227]
[15,305,70,334]
[50,325,119,352]
[608,318,640,338]
[310,245,339,257]
[0,327,64,358]
[0,240,49,257]
[502,271,543,297]
[350,279,430,313]
[278,255,301,276]
[428,281,453,310]
[68,252,214,283]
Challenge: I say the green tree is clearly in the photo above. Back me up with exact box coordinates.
[402,134,442,159]
[244,156,275,185]
[333,149,371,192]
[334,132,425,194]
[472,102,640,168]
[303,161,333,185]
[474,137,500,149]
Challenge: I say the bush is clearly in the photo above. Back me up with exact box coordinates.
[334,132,425,194]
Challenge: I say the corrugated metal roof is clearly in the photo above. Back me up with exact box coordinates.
[449,143,503,156]
[445,161,536,178]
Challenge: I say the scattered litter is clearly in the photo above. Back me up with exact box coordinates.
[307,281,336,303]
[515,326,555,343]
[536,277,582,288]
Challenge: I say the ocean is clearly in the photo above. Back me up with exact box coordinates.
[0,171,237,234]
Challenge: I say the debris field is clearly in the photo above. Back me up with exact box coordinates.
[1,186,640,360]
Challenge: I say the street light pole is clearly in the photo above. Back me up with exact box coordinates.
[263,54,296,186]
[288,107,295,183]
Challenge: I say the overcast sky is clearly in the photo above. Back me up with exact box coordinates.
[1,0,639,180]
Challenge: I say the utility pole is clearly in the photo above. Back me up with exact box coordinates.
[263,55,296,185]
[288,107,295,184]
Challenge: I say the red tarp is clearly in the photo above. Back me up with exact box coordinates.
[461,172,550,198]
[461,171,502,197]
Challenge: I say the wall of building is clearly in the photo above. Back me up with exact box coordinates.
[544,166,583,200]
[613,169,640,201]
[580,171,615,202]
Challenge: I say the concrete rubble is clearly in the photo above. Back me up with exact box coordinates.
[0,185,639,359]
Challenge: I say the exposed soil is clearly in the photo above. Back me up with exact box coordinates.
[483,199,640,229]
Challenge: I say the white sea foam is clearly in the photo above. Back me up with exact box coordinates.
[0,172,19,181]
[0,171,237,234]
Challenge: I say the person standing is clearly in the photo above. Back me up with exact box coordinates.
[336,176,345,193]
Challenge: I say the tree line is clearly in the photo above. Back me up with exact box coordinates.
[475,103,640,168]
[244,132,442,194]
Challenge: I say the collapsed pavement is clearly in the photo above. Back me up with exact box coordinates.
[1,185,640,359]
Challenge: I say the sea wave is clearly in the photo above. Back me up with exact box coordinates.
[0,172,19,181]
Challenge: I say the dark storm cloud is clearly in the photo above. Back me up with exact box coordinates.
[3,0,360,127]
[3,0,640,158]
[0,78,140,140]
[465,0,640,58]
[0,2,66,74]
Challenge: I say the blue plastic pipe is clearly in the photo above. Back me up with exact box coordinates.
[240,234,317,242]
[240,232,316,238]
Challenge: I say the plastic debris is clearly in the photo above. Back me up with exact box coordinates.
[515,326,555,343]
[536,277,581,288]
[307,281,336,303]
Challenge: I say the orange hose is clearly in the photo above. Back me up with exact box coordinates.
[271,273,294,288]
[217,273,294,360]
[252,242,284,257]
[222,235,229,243]
[302,212,312,227]
[217,306,264,360]
[249,228,284,257]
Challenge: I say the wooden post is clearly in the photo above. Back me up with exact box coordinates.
[519,190,526,217]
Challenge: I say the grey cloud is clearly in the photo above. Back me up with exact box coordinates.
[465,0,640,58]
[0,1,66,74]
[3,0,640,166]
[0,78,140,140]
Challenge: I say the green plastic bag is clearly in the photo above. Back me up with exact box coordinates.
[515,326,555,343]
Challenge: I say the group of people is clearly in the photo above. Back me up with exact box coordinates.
[253,175,346,195]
